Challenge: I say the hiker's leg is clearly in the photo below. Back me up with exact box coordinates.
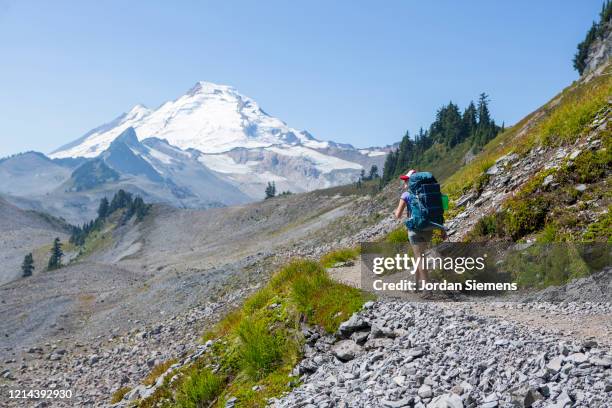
[412,241,427,288]
[408,228,433,290]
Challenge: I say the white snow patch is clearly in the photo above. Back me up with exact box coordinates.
[198,154,252,174]
[129,147,165,175]
[359,149,387,157]
[267,146,362,173]
[146,147,174,164]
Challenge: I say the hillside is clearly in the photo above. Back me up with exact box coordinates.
[0,197,71,285]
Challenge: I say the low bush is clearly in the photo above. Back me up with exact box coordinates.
[505,244,591,288]
[236,317,284,380]
[385,227,409,244]
[583,209,612,242]
[110,387,131,404]
[176,368,224,408]
[504,196,550,240]
[468,212,506,239]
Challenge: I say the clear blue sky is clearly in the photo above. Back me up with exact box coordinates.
[0,0,604,157]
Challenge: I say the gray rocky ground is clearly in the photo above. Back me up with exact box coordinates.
[270,299,612,408]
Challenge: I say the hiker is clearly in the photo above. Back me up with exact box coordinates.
[394,169,446,294]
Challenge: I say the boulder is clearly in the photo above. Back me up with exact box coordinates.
[331,340,362,361]
[427,393,463,408]
[337,314,370,337]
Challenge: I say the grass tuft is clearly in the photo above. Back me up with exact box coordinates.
[236,317,284,380]
[143,358,178,386]
[385,227,409,244]
[141,259,371,408]
[176,368,225,408]
[320,247,359,268]
[110,386,131,404]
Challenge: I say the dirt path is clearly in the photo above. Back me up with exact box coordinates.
[328,260,612,347]
[456,302,612,347]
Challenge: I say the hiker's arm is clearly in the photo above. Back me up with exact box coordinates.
[394,199,406,219]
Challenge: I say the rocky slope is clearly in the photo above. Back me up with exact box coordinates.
[0,197,70,285]
[271,299,611,408]
[583,21,612,77]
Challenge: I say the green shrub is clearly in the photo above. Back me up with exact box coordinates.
[572,149,610,183]
[385,227,409,243]
[236,317,284,380]
[506,244,591,288]
[505,197,549,240]
[468,212,506,239]
[583,209,612,242]
[536,224,559,243]
[110,387,131,404]
[320,248,359,268]
[176,369,224,408]
[473,172,491,194]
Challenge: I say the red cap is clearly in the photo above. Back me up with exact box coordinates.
[399,169,416,181]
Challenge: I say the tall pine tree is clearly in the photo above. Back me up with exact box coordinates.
[265,182,276,199]
[22,253,34,277]
[462,101,478,139]
[47,237,63,271]
[97,197,110,219]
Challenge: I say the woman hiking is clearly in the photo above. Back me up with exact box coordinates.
[393,169,446,297]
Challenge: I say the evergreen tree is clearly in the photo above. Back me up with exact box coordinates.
[97,197,110,219]
[131,196,149,221]
[380,94,501,184]
[359,169,366,181]
[395,131,415,174]
[573,1,612,74]
[265,182,276,199]
[462,101,478,139]
[369,165,379,179]
[110,189,133,212]
[472,93,500,150]
[476,93,491,127]
[21,253,34,277]
[381,150,398,185]
[47,238,63,271]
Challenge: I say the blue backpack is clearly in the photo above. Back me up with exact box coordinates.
[404,172,445,231]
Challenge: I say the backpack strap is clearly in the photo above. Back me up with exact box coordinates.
[428,221,448,231]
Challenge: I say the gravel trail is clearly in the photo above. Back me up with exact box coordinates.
[271,300,612,408]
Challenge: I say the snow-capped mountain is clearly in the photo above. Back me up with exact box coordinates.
[51,81,387,197]
[53,81,334,158]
